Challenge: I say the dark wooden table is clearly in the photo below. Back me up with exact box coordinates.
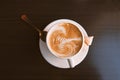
[0,0,120,80]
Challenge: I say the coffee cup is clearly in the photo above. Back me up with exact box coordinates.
[40,19,93,68]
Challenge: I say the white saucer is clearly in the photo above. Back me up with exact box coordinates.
[39,24,89,68]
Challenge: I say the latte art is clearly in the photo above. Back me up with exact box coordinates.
[48,23,83,58]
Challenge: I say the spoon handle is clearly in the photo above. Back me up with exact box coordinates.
[21,14,41,33]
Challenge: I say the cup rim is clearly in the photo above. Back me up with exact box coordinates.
[46,19,85,59]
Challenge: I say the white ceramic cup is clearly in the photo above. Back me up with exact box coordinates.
[42,19,93,68]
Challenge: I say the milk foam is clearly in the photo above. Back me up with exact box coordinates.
[49,23,82,58]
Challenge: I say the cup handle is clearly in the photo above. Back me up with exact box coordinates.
[67,59,75,68]
[85,36,94,46]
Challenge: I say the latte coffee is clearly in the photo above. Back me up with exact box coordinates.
[47,22,83,58]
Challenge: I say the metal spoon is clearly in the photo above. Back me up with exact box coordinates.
[21,14,47,42]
